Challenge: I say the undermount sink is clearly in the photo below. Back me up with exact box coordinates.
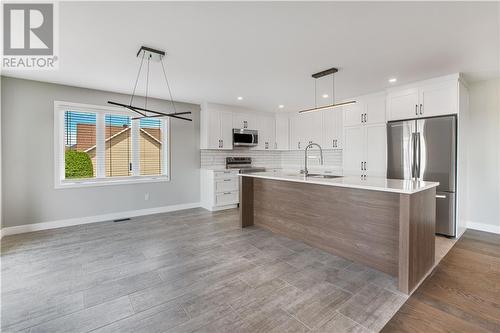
[305,174,343,179]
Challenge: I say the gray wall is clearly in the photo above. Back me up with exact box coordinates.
[1,76,200,228]
[467,78,500,231]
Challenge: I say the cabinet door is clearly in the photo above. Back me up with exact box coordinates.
[255,115,275,150]
[303,112,322,146]
[266,116,276,150]
[289,115,303,150]
[220,111,233,150]
[321,109,343,149]
[207,110,221,149]
[419,81,457,117]
[275,115,289,150]
[343,101,364,127]
[343,126,364,176]
[387,88,419,121]
[365,123,387,177]
[322,110,336,149]
[365,95,386,124]
[232,113,255,130]
[333,110,343,149]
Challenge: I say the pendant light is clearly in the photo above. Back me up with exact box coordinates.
[298,67,356,113]
[108,46,192,121]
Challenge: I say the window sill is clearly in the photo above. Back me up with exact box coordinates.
[55,176,170,189]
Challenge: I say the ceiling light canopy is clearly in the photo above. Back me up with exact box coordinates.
[237,96,243,100]
[298,67,356,114]
[107,46,192,122]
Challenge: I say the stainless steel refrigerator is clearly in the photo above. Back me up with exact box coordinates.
[387,115,457,237]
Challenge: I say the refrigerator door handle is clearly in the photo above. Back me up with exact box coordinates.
[411,132,416,179]
[416,132,421,179]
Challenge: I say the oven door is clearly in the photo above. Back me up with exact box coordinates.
[233,129,258,147]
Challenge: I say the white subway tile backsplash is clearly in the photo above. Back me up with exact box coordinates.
[201,149,342,170]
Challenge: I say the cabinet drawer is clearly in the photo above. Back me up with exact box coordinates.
[215,191,239,206]
[215,178,238,193]
[214,170,239,178]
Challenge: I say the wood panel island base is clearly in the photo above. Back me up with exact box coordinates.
[239,172,439,295]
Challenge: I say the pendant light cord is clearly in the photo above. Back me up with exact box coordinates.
[160,57,178,115]
[145,55,150,112]
[130,51,146,107]
[332,74,335,104]
[314,79,317,108]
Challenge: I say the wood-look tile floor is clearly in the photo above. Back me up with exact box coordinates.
[382,229,500,333]
[3,208,439,333]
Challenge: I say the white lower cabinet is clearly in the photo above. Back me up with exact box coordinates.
[343,123,387,177]
[201,170,239,211]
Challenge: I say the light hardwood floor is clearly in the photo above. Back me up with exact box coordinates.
[1,208,453,333]
[382,229,500,332]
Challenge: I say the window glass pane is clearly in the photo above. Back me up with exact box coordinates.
[139,118,163,176]
[64,111,97,179]
[105,114,132,177]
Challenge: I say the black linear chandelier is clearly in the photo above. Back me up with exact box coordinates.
[108,46,192,121]
[298,67,356,114]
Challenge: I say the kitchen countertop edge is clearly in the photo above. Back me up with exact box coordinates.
[239,172,439,195]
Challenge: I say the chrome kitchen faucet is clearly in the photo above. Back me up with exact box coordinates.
[303,142,324,177]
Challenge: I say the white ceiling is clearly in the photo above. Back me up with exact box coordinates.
[4,1,499,112]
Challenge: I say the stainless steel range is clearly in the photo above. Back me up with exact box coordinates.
[225,157,265,174]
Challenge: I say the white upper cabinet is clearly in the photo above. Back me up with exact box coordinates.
[387,76,459,121]
[255,114,275,150]
[322,109,343,149]
[289,114,305,150]
[289,112,322,150]
[200,104,233,150]
[343,101,364,127]
[419,80,458,117]
[305,111,323,146]
[364,95,386,124]
[387,88,419,121]
[232,112,256,130]
[220,111,233,149]
[275,114,289,150]
[344,94,386,127]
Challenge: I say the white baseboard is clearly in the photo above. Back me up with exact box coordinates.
[0,202,201,238]
[467,221,500,234]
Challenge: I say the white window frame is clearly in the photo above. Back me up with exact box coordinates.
[54,101,170,189]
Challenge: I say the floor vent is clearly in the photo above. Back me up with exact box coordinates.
[113,218,131,223]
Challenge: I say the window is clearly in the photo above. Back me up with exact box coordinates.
[55,101,169,188]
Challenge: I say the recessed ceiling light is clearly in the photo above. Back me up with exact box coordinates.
[278,105,284,109]
[388,78,397,83]
[322,94,329,98]
[237,96,243,100]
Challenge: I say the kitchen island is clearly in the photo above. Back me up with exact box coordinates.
[239,171,439,294]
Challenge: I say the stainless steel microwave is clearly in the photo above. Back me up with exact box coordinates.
[233,129,258,147]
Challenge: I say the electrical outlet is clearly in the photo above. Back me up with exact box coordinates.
[144,193,150,201]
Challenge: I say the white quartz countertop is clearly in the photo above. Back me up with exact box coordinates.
[239,171,439,194]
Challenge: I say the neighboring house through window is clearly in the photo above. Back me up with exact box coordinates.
[54,101,169,188]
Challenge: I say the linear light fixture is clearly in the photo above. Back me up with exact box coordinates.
[298,67,356,114]
[108,46,192,122]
